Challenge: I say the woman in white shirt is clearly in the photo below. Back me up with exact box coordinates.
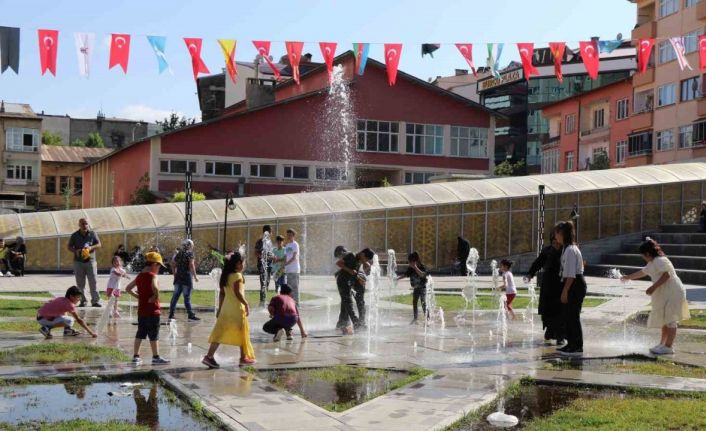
[555,221,586,357]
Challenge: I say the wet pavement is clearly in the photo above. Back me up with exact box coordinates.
[1,274,705,430]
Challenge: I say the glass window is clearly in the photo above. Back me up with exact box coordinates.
[616,99,629,120]
[205,161,241,176]
[6,164,33,181]
[684,29,704,53]
[74,176,83,195]
[406,123,444,155]
[5,128,39,152]
[680,125,694,148]
[315,167,347,181]
[45,176,56,194]
[541,148,559,174]
[628,132,653,155]
[593,108,605,129]
[565,151,574,172]
[450,126,488,158]
[565,114,576,134]
[659,0,678,17]
[657,83,676,107]
[284,165,309,179]
[59,176,70,192]
[681,77,701,102]
[686,0,702,6]
[616,140,627,165]
[159,160,197,174]
[658,40,677,64]
[250,164,276,178]
[657,129,674,151]
[357,120,399,153]
[693,120,706,145]
[404,172,437,184]
[634,89,654,113]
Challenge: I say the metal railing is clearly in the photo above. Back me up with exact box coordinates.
[6,145,39,153]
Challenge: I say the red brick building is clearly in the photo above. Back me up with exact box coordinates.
[83,51,499,208]
[540,78,632,173]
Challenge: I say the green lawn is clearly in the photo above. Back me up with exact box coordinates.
[682,309,706,329]
[0,291,52,298]
[0,420,149,431]
[0,343,129,365]
[101,289,319,307]
[0,319,40,333]
[0,299,44,318]
[389,294,607,311]
[545,357,706,380]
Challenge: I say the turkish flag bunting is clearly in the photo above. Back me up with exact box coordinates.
[384,43,402,86]
[517,43,539,80]
[548,42,566,83]
[698,36,706,72]
[579,41,600,80]
[319,42,337,81]
[109,34,131,73]
[637,38,655,73]
[285,41,304,84]
[454,43,476,77]
[184,38,209,80]
[252,40,281,81]
[37,29,59,76]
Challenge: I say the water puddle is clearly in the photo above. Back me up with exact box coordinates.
[0,380,217,430]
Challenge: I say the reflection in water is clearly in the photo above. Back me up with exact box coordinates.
[134,385,159,430]
[63,382,87,399]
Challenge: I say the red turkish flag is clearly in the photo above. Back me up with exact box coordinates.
[252,40,281,81]
[517,43,539,80]
[700,36,706,71]
[579,41,600,80]
[637,39,655,73]
[184,38,209,80]
[37,29,59,76]
[319,42,337,81]
[548,42,566,83]
[454,43,476,76]
[285,41,304,84]
[109,34,131,73]
[384,43,402,86]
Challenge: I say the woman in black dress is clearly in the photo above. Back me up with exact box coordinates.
[525,234,564,344]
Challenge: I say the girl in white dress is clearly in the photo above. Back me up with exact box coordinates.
[622,238,690,355]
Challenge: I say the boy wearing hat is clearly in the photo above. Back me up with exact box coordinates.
[126,252,170,365]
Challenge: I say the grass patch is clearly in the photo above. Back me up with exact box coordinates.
[389,294,607,311]
[0,420,150,431]
[0,319,39,333]
[0,291,52,298]
[0,343,129,365]
[0,299,44,318]
[171,289,319,306]
[544,356,706,380]
[682,309,706,329]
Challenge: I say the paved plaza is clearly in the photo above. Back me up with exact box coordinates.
[1,273,705,430]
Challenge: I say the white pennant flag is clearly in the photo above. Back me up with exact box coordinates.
[487,43,504,78]
[74,32,96,78]
[669,37,693,71]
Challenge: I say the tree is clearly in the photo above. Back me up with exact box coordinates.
[70,139,86,147]
[62,185,73,210]
[129,173,156,205]
[494,160,527,176]
[156,112,197,132]
[85,132,105,148]
[41,130,63,146]
[171,191,206,202]
[588,150,610,170]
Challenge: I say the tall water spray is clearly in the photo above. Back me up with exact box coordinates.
[461,248,480,323]
[320,64,356,187]
[260,231,273,294]
[210,268,222,316]
[608,268,629,345]
[366,254,382,356]
[490,260,507,350]
[387,249,398,317]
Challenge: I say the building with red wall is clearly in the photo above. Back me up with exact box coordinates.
[540,78,632,173]
[83,51,499,208]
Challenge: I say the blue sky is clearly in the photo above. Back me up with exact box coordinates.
[0,0,634,122]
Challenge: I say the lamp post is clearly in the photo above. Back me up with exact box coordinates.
[570,204,580,243]
[222,191,236,254]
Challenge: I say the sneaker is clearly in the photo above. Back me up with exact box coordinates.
[557,344,571,352]
[286,331,293,341]
[556,339,568,346]
[273,328,285,342]
[79,302,87,308]
[167,315,175,321]
[239,357,256,366]
[652,345,674,355]
[341,326,354,335]
[152,356,171,365]
[649,344,664,354]
[91,303,101,308]
[63,328,80,336]
[40,326,52,339]
[187,315,201,322]
[559,347,583,357]
[112,310,121,318]
[201,356,220,369]
[410,319,418,325]
[6,272,14,277]
[132,356,143,365]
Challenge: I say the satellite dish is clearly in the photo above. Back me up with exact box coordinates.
[617,32,623,41]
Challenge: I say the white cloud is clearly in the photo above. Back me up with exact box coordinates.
[118,104,184,123]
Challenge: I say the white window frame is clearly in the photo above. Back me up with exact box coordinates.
[616,140,627,165]
[565,151,575,172]
[205,161,242,177]
[404,171,438,185]
[565,114,576,134]
[659,0,679,17]
[249,163,277,178]
[616,99,629,120]
[405,123,444,155]
[450,126,488,158]
[684,29,704,54]
[593,108,605,129]
[656,129,674,151]
[657,83,677,107]
[356,120,400,153]
[159,159,197,175]
[5,163,34,181]
[658,40,677,64]
[283,165,309,180]
[315,166,347,182]
[679,125,694,148]
[5,128,40,152]
[685,0,702,7]
[681,76,701,102]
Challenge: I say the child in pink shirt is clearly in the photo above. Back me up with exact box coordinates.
[37,286,97,338]
[106,256,130,318]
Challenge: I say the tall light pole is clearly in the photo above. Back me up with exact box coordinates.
[184,170,193,239]
[571,203,580,243]
[222,191,236,253]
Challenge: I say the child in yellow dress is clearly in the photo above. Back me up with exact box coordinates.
[202,252,256,368]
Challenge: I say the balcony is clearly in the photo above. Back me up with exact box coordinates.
[631,110,653,130]
[580,126,609,138]
[546,135,560,146]
[5,145,39,153]
[631,21,656,41]
[698,1,706,20]
[4,179,37,187]
[626,153,653,167]
[0,199,26,209]
[633,68,654,87]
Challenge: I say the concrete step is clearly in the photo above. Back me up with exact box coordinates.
[649,233,706,245]
[601,253,706,271]
[586,264,706,285]
[659,224,701,233]
[622,243,706,256]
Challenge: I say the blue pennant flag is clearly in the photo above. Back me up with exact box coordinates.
[147,35,170,74]
[598,40,622,54]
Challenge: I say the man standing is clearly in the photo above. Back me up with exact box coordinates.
[283,228,307,337]
[168,239,200,321]
[255,225,273,307]
[67,218,102,307]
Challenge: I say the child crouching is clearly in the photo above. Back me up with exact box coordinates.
[37,286,97,338]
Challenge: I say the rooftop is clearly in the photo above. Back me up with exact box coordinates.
[0,102,39,119]
[41,146,114,164]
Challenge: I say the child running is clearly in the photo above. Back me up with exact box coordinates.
[621,238,690,355]
[397,252,429,325]
[498,259,517,320]
[37,286,97,338]
[106,256,130,319]
[125,252,170,365]
[202,252,256,368]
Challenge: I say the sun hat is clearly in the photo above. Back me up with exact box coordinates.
[145,251,165,267]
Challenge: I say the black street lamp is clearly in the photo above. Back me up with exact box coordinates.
[222,191,236,254]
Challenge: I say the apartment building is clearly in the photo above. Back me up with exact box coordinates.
[0,102,42,211]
